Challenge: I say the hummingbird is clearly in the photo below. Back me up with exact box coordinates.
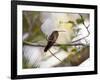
[44,30,66,52]
[44,30,67,63]
[44,31,58,52]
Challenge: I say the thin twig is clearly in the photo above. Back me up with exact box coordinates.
[72,14,90,43]
[49,50,68,66]
[49,50,63,62]
[87,24,90,29]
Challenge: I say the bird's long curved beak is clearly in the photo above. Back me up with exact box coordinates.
[57,30,66,32]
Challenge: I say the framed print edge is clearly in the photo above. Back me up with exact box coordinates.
[11,0,98,79]
[11,1,17,79]
[94,5,98,74]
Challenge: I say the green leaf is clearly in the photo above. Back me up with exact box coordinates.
[76,18,84,24]
[59,45,68,52]
[71,48,78,53]
[67,21,75,26]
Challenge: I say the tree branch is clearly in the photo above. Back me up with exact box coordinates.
[23,41,86,47]
[72,14,90,43]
